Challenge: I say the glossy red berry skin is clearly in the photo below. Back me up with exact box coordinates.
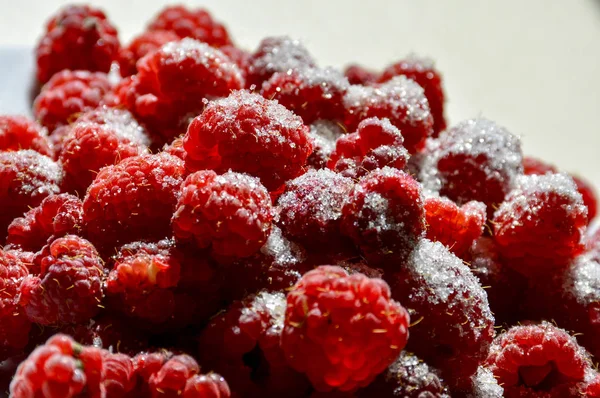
[0,115,53,157]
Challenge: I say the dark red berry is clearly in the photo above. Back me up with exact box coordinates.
[0,250,30,359]
[306,120,345,170]
[0,115,53,157]
[343,64,377,86]
[118,30,180,77]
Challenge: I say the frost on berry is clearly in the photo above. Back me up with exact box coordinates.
[493,173,587,276]
[391,239,495,391]
[281,266,410,392]
[0,250,30,359]
[183,90,313,191]
[343,76,433,154]
[468,366,504,398]
[0,115,53,157]
[118,30,180,77]
[343,64,377,85]
[306,120,345,170]
[420,118,523,215]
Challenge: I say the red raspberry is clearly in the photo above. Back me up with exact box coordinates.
[420,118,523,213]
[493,173,587,276]
[261,67,349,123]
[485,322,592,397]
[282,266,410,392]
[163,136,187,161]
[328,117,409,179]
[83,153,185,250]
[246,36,317,88]
[7,193,83,252]
[523,156,557,175]
[391,239,495,391]
[172,170,273,259]
[147,5,232,47]
[469,366,504,398]
[0,115,53,157]
[220,45,251,79]
[586,375,600,398]
[341,167,425,268]
[35,4,120,83]
[0,150,63,237]
[33,70,115,132]
[19,235,104,325]
[378,56,447,136]
[60,108,151,193]
[424,196,486,256]
[343,76,434,154]
[277,169,354,249]
[306,120,345,170]
[183,90,313,191]
[147,354,200,396]
[357,352,450,398]
[101,352,137,397]
[184,373,231,398]
[118,30,180,77]
[343,64,377,86]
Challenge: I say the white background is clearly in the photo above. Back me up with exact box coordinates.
[0,0,598,190]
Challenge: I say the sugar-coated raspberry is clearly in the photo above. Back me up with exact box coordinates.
[343,64,377,86]
[424,196,486,256]
[246,36,317,88]
[118,30,180,77]
[147,5,232,47]
[341,167,425,268]
[33,70,115,132]
[468,366,504,398]
[357,351,450,398]
[0,115,53,157]
[281,266,410,392]
[523,156,557,175]
[328,117,409,179]
[184,373,231,398]
[261,67,349,123]
[163,136,187,161]
[493,173,587,276]
[378,56,447,135]
[83,153,185,250]
[172,170,273,259]
[0,150,63,237]
[391,239,495,391]
[60,108,151,193]
[220,45,251,79]
[586,375,600,398]
[343,76,433,154]
[7,193,83,252]
[35,4,120,83]
[485,322,593,397]
[19,235,104,325]
[420,118,523,213]
[306,120,345,170]
[183,90,313,191]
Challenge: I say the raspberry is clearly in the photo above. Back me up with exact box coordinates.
[35,4,120,83]
[281,266,410,392]
[33,70,115,132]
[59,108,151,193]
[163,136,187,161]
[340,167,425,267]
[261,67,349,123]
[83,153,185,250]
[246,36,317,88]
[101,352,137,397]
[147,354,200,396]
[277,169,354,249]
[423,196,486,256]
[306,120,345,170]
[19,235,105,325]
[493,173,587,276]
[118,30,180,77]
[485,322,592,397]
[378,56,447,135]
[343,76,434,154]
[586,375,600,397]
[328,117,409,179]
[184,373,231,398]
[0,115,53,157]
[343,64,377,86]
[0,150,63,237]
[220,45,251,78]
[420,118,523,213]
[390,239,495,391]
[183,90,313,191]
[199,291,310,397]
[7,193,84,252]
[172,170,273,259]
[357,352,450,398]
[147,5,232,47]
[469,366,504,398]
[523,156,557,175]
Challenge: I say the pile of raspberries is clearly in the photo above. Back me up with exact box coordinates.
[0,4,599,397]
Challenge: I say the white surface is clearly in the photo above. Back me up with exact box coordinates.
[0,0,598,190]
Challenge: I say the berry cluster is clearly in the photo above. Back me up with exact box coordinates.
[0,3,597,398]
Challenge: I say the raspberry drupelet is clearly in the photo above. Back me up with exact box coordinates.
[468,366,504,398]
[306,120,345,170]
[118,29,180,77]
[391,239,495,392]
[343,76,434,154]
[341,167,425,268]
[33,70,115,132]
[328,117,409,179]
[493,173,587,276]
[35,4,120,83]
[343,64,378,86]
[183,90,313,191]
[0,115,53,157]
[378,56,447,136]
[83,153,185,251]
[281,266,410,392]
[172,170,273,260]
